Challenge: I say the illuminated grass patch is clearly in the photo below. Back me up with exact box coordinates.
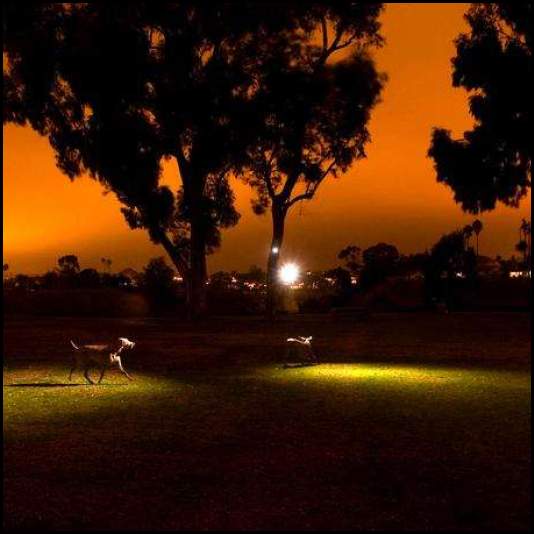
[260,363,530,390]
[3,359,531,531]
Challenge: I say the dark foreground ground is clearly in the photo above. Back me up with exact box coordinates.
[3,312,531,531]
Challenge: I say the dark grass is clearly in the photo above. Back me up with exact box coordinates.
[3,312,531,530]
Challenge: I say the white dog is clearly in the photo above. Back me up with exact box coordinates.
[285,336,318,366]
[69,337,135,384]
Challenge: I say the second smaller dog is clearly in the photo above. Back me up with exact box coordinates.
[284,336,318,368]
[69,337,135,384]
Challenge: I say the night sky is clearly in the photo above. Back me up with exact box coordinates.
[3,3,531,275]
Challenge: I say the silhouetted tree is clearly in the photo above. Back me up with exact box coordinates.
[142,257,176,306]
[428,229,477,309]
[100,258,112,273]
[324,267,353,303]
[428,3,532,213]
[56,254,80,288]
[397,252,430,279]
[40,270,60,289]
[240,265,267,286]
[360,243,399,289]
[240,4,385,315]
[209,271,235,291]
[515,240,528,263]
[3,3,296,318]
[338,245,363,273]
[79,268,101,288]
[462,224,473,249]
[472,219,483,257]
[518,218,531,268]
[57,255,80,276]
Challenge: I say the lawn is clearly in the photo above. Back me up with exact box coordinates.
[3,312,531,530]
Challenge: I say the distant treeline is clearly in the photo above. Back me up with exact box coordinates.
[3,234,531,316]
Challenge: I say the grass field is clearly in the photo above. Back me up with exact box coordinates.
[3,312,531,530]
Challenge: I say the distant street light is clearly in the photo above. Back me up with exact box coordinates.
[272,246,279,254]
[279,262,300,285]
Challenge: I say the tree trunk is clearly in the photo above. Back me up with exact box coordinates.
[188,179,208,320]
[266,204,286,318]
[173,157,208,319]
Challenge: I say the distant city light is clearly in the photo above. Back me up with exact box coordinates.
[509,270,531,278]
[279,262,300,285]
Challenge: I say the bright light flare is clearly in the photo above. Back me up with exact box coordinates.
[279,262,300,285]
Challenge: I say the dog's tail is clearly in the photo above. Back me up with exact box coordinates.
[70,340,80,350]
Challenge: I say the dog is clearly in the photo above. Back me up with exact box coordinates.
[283,336,318,368]
[69,337,135,384]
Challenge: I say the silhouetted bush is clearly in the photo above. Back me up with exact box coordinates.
[207,287,265,315]
[3,289,150,317]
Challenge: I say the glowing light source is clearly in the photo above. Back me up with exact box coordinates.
[510,270,531,278]
[272,246,279,254]
[279,262,300,285]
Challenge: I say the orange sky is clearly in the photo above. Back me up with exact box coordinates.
[3,3,531,275]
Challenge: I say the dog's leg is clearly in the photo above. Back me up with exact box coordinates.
[97,365,107,384]
[68,356,77,382]
[117,358,133,381]
[83,366,95,385]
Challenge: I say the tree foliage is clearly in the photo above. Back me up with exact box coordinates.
[242,4,385,214]
[428,3,532,213]
[338,245,362,272]
[360,242,399,288]
[57,255,80,275]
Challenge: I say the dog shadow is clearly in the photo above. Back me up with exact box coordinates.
[5,383,125,388]
[5,383,88,388]
[281,362,320,369]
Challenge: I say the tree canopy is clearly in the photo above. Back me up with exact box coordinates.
[428,3,532,213]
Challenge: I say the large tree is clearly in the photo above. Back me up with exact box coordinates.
[428,3,532,213]
[240,3,385,315]
[3,3,292,317]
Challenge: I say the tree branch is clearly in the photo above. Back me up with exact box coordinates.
[263,147,279,199]
[321,16,329,53]
[175,144,190,187]
[155,227,189,276]
[332,30,359,52]
[286,160,336,208]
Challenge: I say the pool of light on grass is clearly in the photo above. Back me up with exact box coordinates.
[3,365,184,430]
[261,363,530,391]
